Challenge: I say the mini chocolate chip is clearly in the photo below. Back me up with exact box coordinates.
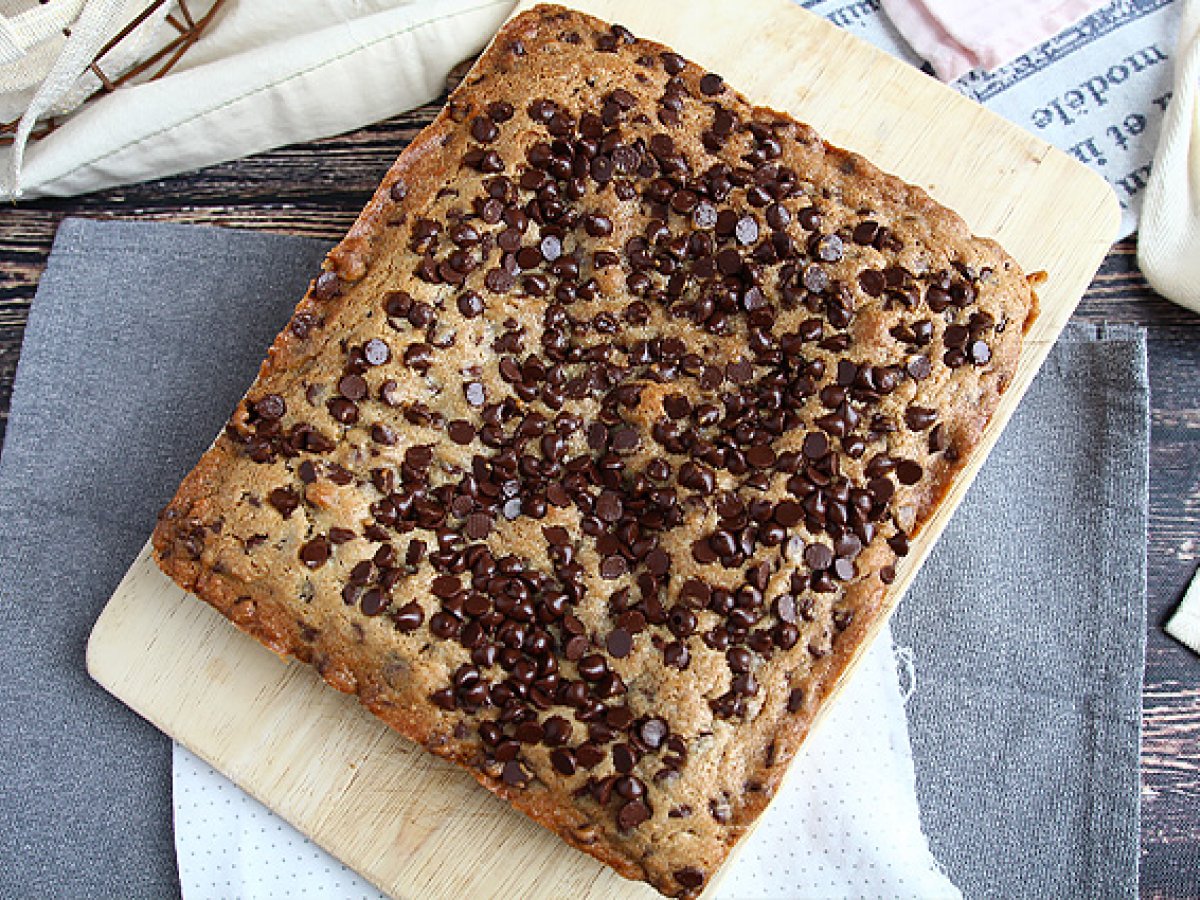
[502,759,529,787]
[299,536,330,568]
[391,602,424,632]
[607,628,634,658]
[612,743,636,773]
[313,271,340,301]
[735,216,759,245]
[457,292,484,318]
[338,374,368,401]
[905,406,937,431]
[595,491,623,523]
[254,394,286,420]
[464,382,486,407]
[699,73,725,95]
[363,338,391,366]
[600,556,627,579]
[448,420,476,444]
[551,748,577,776]
[969,339,992,364]
[907,355,932,380]
[389,179,409,201]
[676,867,706,890]
[663,641,690,669]
[403,343,434,372]
[464,512,493,539]
[804,542,833,570]
[267,487,299,517]
[470,115,499,143]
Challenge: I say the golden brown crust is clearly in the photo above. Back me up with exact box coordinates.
[154,6,1037,897]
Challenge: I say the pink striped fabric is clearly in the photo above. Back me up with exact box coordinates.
[880,0,1109,81]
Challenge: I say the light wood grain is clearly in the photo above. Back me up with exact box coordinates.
[86,1,1119,897]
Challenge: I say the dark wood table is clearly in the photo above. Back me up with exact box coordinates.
[1,98,1197,894]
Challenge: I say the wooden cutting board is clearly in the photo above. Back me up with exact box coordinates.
[87,1,1120,897]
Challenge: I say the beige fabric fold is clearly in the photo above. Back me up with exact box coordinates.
[0,0,516,200]
[1138,0,1200,315]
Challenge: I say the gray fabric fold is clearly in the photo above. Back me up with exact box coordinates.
[0,219,1147,899]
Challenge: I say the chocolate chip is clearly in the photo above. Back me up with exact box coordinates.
[607,628,634,658]
[595,491,624,523]
[448,420,476,444]
[645,548,670,576]
[786,688,804,712]
[662,52,686,75]
[969,339,992,364]
[907,355,932,380]
[254,394,286,420]
[612,743,636,773]
[470,115,499,143]
[338,374,367,401]
[402,343,434,372]
[802,432,830,459]
[363,338,391,366]
[391,602,424,632]
[797,206,821,230]
[389,179,408,202]
[905,406,937,431]
[853,221,879,245]
[675,867,706,890]
[464,382,486,407]
[859,269,886,297]
[299,536,330,568]
[693,201,718,229]
[699,73,725,95]
[735,216,759,245]
[944,324,970,348]
[804,542,833,570]
[551,748,577,776]
[600,555,628,579]
[457,292,484,318]
[663,641,690,669]
[464,512,493,539]
[502,759,530,787]
[896,459,923,484]
[618,799,651,829]
[313,271,340,301]
[813,233,844,262]
[578,743,605,769]
[267,487,299,517]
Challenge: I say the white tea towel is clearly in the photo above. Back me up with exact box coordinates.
[1138,0,1200,315]
[1166,565,1200,653]
[0,0,515,199]
[879,0,1108,82]
[173,622,959,899]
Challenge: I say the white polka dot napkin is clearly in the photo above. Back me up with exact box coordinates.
[173,620,958,899]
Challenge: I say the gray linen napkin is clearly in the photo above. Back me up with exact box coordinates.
[0,218,1147,899]
[894,323,1148,898]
